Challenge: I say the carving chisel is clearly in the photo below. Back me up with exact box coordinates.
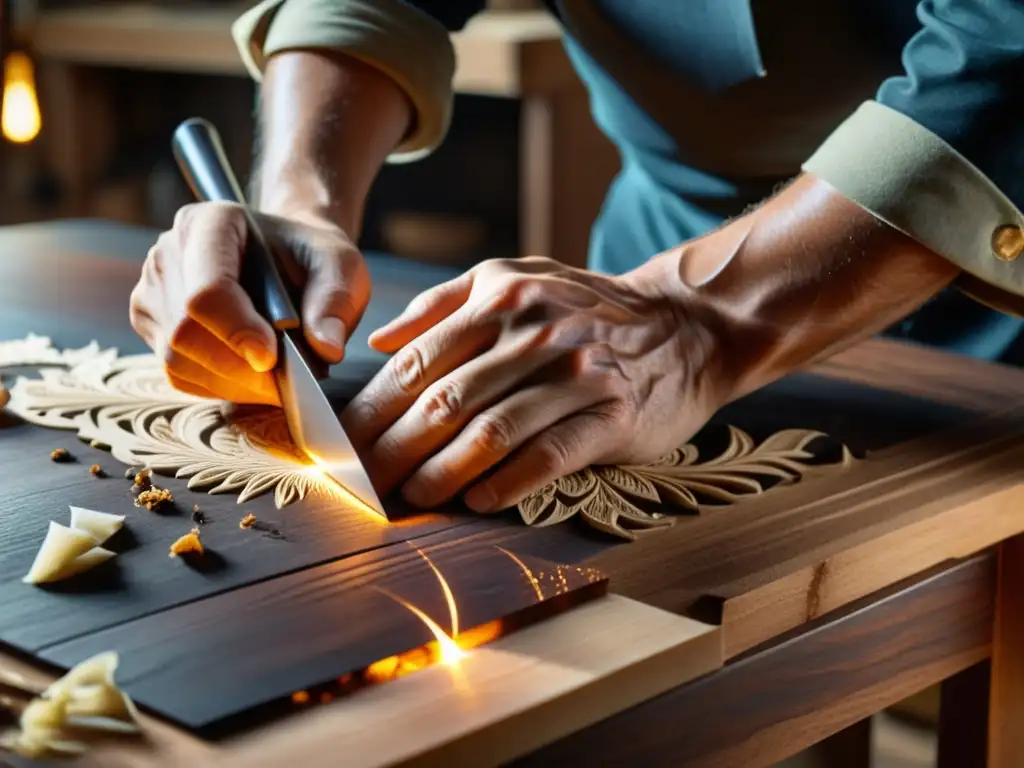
[171,117,387,520]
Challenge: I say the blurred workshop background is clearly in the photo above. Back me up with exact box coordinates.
[0,2,956,766]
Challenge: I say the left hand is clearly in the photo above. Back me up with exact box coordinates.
[341,256,724,513]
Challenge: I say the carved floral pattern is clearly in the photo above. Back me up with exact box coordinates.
[0,336,854,539]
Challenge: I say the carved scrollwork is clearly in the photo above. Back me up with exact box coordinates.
[519,427,854,540]
[0,336,854,539]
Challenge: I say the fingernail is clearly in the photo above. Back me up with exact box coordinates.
[315,317,347,354]
[238,338,275,372]
[464,484,497,514]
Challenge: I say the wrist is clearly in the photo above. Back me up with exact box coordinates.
[254,50,412,238]
[627,173,959,402]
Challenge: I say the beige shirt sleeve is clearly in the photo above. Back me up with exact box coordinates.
[803,100,1024,316]
[231,0,457,163]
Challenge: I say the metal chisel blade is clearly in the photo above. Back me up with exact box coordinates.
[274,330,387,519]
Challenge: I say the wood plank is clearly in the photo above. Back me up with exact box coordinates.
[988,534,1024,767]
[5,219,1024,666]
[39,524,607,732]
[514,554,995,768]
[811,337,1024,415]
[0,595,720,768]
[575,405,1024,654]
[0,413,466,653]
[21,5,574,97]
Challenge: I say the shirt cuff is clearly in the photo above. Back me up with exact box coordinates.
[803,100,1024,306]
[231,0,456,163]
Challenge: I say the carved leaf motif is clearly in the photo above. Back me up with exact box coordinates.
[0,335,855,537]
[2,338,335,510]
[520,425,854,541]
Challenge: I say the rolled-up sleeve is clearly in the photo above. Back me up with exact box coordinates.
[802,0,1024,312]
[232,0,485,163]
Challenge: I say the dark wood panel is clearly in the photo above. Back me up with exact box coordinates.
[0,415,468,653]
[812,337,1024,416]
[710,371,974,454]
[40,523,607,733]
[514,553,995,768]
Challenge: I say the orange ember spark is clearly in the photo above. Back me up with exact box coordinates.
[495,546,545,602]
[414,548,460,637]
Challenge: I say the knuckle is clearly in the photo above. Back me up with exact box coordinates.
[392,344,428,394]
[473,413,516,453]
[171,203,200,231]
[571,344,615,376]
[601,395,635,428]
[534,433,573,475]
[422,380,462,426]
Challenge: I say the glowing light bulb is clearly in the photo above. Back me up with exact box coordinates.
[2,51,41,144]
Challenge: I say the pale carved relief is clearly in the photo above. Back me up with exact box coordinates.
[0,336,854,540]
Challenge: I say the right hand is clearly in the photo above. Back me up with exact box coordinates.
[130,202,370,404]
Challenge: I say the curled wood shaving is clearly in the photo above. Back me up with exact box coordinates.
[0,652,140,759]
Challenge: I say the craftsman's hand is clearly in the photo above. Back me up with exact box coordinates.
[342,256,722,512]
[130,202,370,405]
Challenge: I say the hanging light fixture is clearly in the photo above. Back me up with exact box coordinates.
[1,0,41,145]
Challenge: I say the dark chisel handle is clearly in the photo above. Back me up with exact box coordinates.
[172,117,300,331]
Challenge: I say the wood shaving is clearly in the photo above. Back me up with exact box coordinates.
[239,512,256,529]
[134,486,173,511]
[169,528,203,558]
[0,651,140,759]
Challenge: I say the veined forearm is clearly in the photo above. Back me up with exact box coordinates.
[632,173,961,403]
[254,50,412,236]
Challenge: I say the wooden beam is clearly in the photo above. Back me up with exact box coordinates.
[0,595,721,767]
[514,553,995,767]
[21,5,574,97]
[988,534,1024,766]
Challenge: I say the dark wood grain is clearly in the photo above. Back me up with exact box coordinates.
[986,534,1024,767]
[570,403,1024,655]
[513,553,995,768]
[0,414,473,653]
[39,523,607,733]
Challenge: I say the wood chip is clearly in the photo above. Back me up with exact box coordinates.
[49,448,71,463]
[239,513,256,530]
[134,486,173,511]
[168,528,203,558]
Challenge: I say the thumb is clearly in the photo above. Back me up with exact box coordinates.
[302,250,371,364]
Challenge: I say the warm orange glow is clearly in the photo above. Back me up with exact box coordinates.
[302,463,387,524]
[415,548,459,637]
[1,51,41,144]
[290,690,310,705]
[495,546,545,602]
[378,586,466,666]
